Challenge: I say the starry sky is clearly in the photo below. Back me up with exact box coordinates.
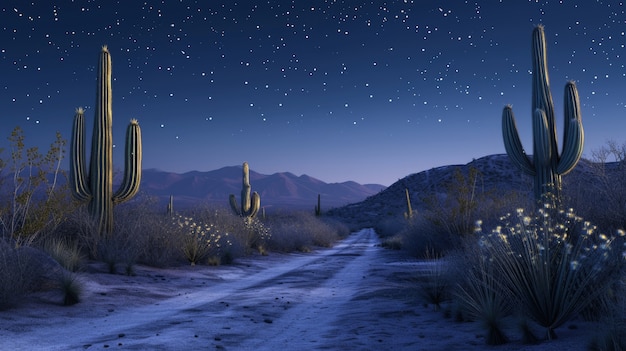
[1,1,624,186]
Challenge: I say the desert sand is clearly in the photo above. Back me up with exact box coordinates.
[0,229,598,350]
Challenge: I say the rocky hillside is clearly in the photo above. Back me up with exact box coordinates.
[327,154,604,229]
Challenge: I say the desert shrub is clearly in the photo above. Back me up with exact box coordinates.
[184,206,260,260]
[414,250,452,311]
[454,244,511,345]
[395,215,454,257]
[374,216,407,239]
[172,213,233,265]
[566,140,626,231]
[0,240,32,310]
[265,211,343,253]
[421,166,530,240]
[0,127,76,246]
[62,195,182,268]
[474,205,623,340]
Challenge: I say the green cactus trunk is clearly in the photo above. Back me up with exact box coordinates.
[70,46,142,235]
[229,162,260,219]
[404,188,414,219]
[167,195,174,216]
[501,25,584,202]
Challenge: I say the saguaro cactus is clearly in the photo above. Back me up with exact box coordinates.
[70,46,142,235]
[502,25,584,202]
[229,162,260,219]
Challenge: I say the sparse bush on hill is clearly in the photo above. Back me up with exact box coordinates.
[377,165,528,257]
[565,140,626,232]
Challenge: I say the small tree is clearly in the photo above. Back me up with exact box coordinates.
[423,166,483,236]
[0,127,74,246]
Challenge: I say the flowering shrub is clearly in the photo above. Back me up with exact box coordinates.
[172,214,232,265]
[241,217,271,254]
[472,204,624,340]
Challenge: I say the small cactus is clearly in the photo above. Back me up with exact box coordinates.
[404,188,414,219]
[315,194,321,216]
[167,195,174,216]
[229,162,260,219]
[502,25,583,202]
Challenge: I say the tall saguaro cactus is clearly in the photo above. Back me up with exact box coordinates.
[229,162,260,219]
[70,46,142,235]
[502,25,584,202]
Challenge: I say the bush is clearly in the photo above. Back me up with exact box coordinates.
[0,241,32,310]
[0,127,75,246]
[265,211,343,253]
[394,215,454,257]
[473,205,623,340]
[454,245,511,345]
[172,213,233,265]
[414,250,452,311]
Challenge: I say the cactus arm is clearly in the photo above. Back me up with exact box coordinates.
[502,105,535,176]
[113,119,142,203]
[249,191,260,218]
[229,194,241,216]
[241,162,252,213]
[557,81,584,175]
[69,107,92,202]
[531,25,557,150]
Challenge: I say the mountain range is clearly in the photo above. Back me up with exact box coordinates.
[138,166,386,211]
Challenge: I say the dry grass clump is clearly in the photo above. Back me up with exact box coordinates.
[414,250,452,311]
[42,238,84,272]
[58,272,83,306]
[454,246,511,345]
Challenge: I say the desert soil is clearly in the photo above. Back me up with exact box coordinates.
[0,228,596,350]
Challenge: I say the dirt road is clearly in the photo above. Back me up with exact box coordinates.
[1,228,592,350]
[2,229,425,350]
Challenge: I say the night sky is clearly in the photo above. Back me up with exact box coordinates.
[1,1,624,186]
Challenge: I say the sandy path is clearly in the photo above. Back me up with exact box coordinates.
[0,229,596,350]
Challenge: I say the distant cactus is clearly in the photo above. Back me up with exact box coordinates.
[167,195,174,216]
[404,188,414,219]
[229,162,260,219]
[70,46,142,235]
[315,194,321,216]
[502,25,583,201]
